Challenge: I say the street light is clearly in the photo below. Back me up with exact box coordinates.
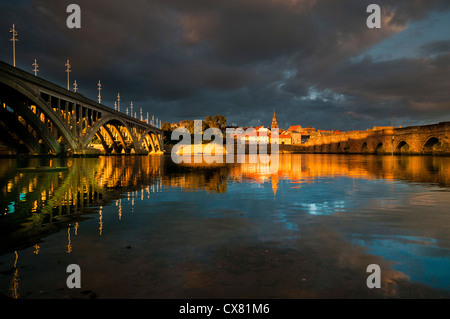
[65,60,71,90]
[32,59,39,76]
[9,24,18,67]
[97,81,102,103]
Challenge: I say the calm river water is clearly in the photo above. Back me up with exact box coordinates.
[0,154,449,299]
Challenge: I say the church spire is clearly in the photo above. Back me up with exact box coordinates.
[271,110,278,129]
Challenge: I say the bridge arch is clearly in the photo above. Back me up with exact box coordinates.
[138,129,162,154]
[140,133,156,153]
[0,76,77,154]
[375,142,384,154]
[84,117,139,154]
[361,142,368,153]
[422,136,441,154]
[395,140,410,154]
[95,125,123,154]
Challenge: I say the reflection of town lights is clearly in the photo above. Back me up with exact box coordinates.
[31,200,37,212]
[99,206,103,236]
[66,227,72,254]
[11,251,19,299]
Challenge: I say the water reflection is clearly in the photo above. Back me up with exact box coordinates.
[229,154,450,188]
[0,156,163,254]
[0,154,449,298]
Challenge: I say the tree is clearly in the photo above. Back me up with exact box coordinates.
[186,120,208,135]
[161,122,172,131]
[213,115,226,131]
[205,115,226,131]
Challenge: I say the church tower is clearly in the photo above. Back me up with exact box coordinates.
[271,111,279,130]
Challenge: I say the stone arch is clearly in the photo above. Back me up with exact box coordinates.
[375,142,384,154]
[336,142,341,153]
[395,141,410,154]
[422,137,441,154]
[361,142,368,153]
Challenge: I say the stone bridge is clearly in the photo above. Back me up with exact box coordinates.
[286,122,450,155]
[0,61,163,156]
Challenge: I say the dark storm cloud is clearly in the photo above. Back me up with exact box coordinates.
[1,0,449,129]
[309,51,450,123]
[419,40,450,55]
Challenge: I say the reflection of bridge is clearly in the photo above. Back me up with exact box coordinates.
[0,61,163,156]
[0,156,163,255]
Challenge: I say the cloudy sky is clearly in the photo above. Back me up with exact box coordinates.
[1,0,449,130]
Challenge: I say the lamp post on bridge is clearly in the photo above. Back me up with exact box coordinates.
[9,24,18,67]
[65,60,71,90]
[117,93,121,112]
[73,80,78,93]
[32,59,39,76]
[98,81,102,104]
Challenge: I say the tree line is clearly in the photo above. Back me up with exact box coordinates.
[161,115,227,145]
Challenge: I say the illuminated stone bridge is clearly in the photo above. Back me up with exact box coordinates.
[280,122,450,155]
[293,122,450,155]
[0,61,163,156]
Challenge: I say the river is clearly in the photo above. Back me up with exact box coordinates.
[0,154,449,298]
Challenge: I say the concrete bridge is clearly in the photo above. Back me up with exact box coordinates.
[0,61,163,156]
[283,122,450,155]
